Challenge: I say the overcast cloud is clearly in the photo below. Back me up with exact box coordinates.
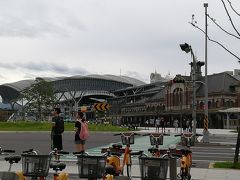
[0,0,239,84]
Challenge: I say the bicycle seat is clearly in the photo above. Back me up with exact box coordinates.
[181,149,192,155]
[148,147,158,153]
[50,162,66,171]
[4,156,21,163]
[112,144,122,149]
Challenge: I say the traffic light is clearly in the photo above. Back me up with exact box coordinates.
[180,43,191,53]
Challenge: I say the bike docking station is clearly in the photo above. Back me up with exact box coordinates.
[136,132,180,180]
[173,132,203,180]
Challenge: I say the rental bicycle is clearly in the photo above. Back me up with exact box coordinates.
[174,132,202,180]
[101,132,141,178]
[143,132,171,157]
[0,147,24,180]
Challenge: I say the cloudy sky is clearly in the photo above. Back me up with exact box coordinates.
[0,0,239,84]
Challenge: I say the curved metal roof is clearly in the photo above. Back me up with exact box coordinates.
[0,79,35,92]
[0,74,145,103]
[38,74,145,86]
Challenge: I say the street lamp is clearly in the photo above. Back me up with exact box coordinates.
[203,2,210,143]
[180,43,197,142]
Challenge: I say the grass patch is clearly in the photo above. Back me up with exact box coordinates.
[213,161,240,169]
[0,121,129,132]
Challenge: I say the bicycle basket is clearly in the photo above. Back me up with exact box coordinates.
[77,155,106,178]
[150,134,163,146]
[121,133,134,145]
[21,154,51,177]
[0,172,19,180]
[139,156,169,180]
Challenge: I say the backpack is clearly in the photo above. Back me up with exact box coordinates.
[79,120,89,140]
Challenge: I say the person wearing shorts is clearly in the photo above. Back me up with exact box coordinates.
[51,107,64,151]
[74,111,86,153]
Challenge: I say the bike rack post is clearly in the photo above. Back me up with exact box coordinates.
[169,157,177,180]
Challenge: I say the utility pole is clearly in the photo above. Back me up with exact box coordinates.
[191,50,197,138]
[203,2,210,143]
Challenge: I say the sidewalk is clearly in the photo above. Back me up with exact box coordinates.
[1,128,240,179]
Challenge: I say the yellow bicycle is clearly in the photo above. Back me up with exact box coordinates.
[101,132,141,179]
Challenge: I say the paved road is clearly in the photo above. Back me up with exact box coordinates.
[1,129,240,180]
[0,130,238,169]
[0,131,121,154]
[190,134,237,168]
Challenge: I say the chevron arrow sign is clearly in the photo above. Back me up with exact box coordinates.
[93,103,110,111]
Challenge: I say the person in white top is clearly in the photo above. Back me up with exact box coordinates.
[155,117,161,132]
[173,119,179,133]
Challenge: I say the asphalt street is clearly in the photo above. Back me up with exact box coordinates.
[0,129,238,169]
[0,128,240,180]
[0,131,121,154]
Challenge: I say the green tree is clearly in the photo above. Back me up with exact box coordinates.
[20,80,57,121]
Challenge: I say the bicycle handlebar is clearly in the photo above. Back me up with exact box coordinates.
[174,133,203,137]
[2,150,15,153]
[73,151,89,156]
[113,132,141,136]
[143,133,170,136]
[22,149,38,155]
[58,150,69,155]
[49,149,69,156]
[130,150,144,156]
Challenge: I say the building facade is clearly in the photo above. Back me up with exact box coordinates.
[108,72,240,129]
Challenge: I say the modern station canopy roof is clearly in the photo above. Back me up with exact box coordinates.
[36,74,145,86]
[0,74,145,103]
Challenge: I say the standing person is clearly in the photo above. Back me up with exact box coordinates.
[189,119,193,132]
[173,118,179,133]
[155,117,161,132]
[51,108,64,152]
[182,118,187,132]
[186,119,190,132]
[160,117,165,133]
[74,111,87,153]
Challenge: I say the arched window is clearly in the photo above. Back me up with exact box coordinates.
[173,88,183,106]
[208,101,212,109]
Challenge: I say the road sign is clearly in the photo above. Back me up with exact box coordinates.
[93,103,110,111]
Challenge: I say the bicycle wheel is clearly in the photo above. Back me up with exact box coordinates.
[126,154,132,177]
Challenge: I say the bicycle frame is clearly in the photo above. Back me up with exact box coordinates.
[174,132,201,180]
[179,149,192,180]
[103,132,137,178]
